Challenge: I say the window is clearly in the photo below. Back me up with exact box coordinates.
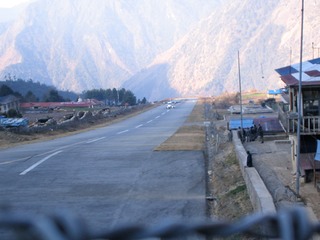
[303,89,320,116]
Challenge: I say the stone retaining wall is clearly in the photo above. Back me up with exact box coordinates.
[232,130,276,213]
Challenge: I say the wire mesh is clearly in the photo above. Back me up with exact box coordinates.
[0,206,320,240]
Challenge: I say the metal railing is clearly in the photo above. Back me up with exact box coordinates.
[1,207,320,240]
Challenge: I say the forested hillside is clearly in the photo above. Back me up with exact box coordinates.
[0,78,78,101]
[0,78,142,105]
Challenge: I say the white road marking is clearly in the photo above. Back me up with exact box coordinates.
[19,150,63,175]
[35,142,84,157]
[86,137,106,143]
[135,124,143,128]
[155,116,160,119]
[147,120,153,123]
[117,130,129,135]
[3,141,88,166]
[0,156,32,165]
[161,112,166,115]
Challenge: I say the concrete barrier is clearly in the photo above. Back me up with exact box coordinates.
[232,130,276,213]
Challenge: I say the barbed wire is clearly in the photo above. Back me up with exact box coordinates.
[0,206,320,240]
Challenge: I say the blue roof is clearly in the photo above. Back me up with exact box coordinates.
[268,89,282,95]
[229,118,254,130]
[275,66,298,76]
[0,118,29,127]
[309,58,320,64]
[275,57,320,85]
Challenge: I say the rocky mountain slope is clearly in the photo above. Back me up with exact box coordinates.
[0,0,216,98]
[125,0,320,100]
[0,0,319,101]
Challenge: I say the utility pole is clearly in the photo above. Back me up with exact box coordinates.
[296,0,304,197]
[238,51,243,132]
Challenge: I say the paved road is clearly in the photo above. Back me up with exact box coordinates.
[0,100,206,232]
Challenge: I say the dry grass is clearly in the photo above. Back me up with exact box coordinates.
[154,125,204,151]
[210,143,253,220]
[154,99,205,151]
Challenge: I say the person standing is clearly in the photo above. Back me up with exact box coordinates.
[228,130,233,142]
[246,151,253,167]
[258,124,264,143]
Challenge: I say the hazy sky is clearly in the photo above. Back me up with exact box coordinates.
[0,0,34,8]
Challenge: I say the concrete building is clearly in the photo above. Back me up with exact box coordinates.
[0,94,20,113]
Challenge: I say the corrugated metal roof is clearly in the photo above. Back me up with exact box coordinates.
[275,57,320,86]
[229,118,254,130]
[0,118,29,127]
[268,89,282,95]
[229,117,285,132]
[253,117,284,132]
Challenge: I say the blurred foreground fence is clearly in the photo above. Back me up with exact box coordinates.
[1,207,320,240]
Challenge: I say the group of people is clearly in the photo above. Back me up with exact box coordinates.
[245,124,265,168]
[239,124,264,143]
[232,123,265,168]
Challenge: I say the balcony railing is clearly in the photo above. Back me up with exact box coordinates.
[277,104,320,134]
[286,114,320,134]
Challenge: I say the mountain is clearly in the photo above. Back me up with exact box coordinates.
[0,0,319,101]
[125,0,320,100]
[0,0,217,99]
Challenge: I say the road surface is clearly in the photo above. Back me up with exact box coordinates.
[0,100,206,233]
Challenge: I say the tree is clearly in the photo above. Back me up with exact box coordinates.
[118,88,126,104]
[0,85,14,97]
[43,89,65,102]
[112,88,118,105]
[141,97,147,104]
[106,88,113,105]
[83,89,108,101]
[24,91,38,102]
[82,87,138,106]
[123,90,136,106]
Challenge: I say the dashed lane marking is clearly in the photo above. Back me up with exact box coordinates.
[117,130,129,135]
[86,137,106,143]
[19,150,63,175]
